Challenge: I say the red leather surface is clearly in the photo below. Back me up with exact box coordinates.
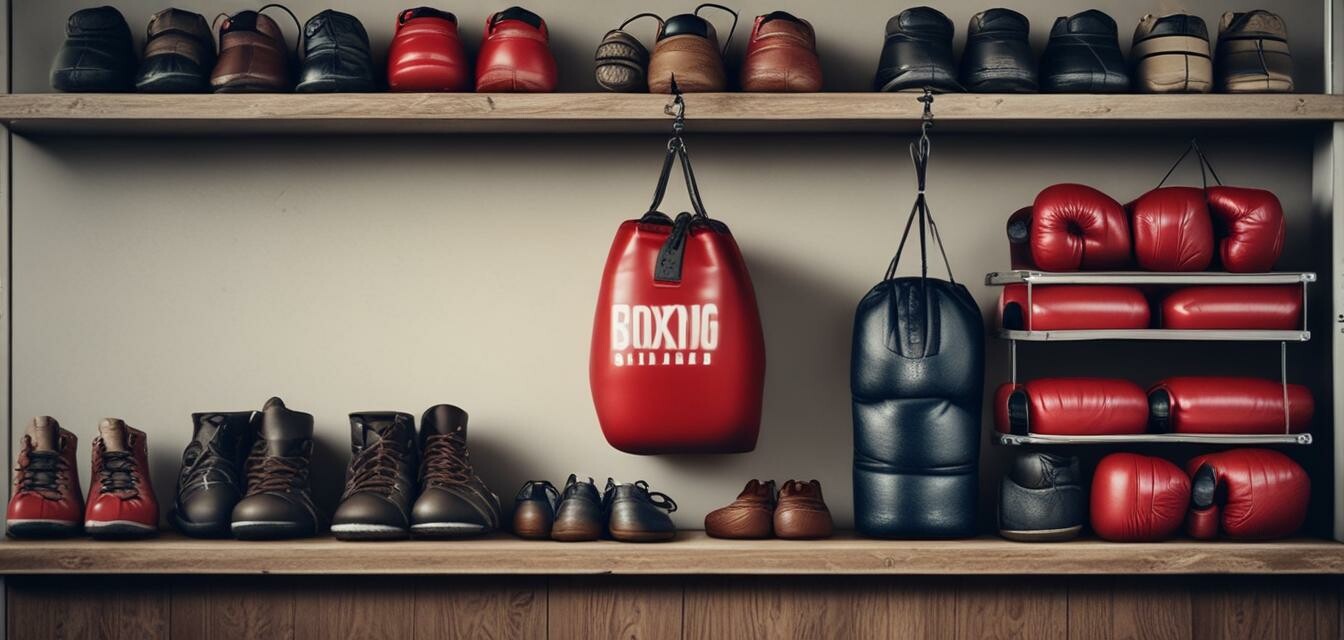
[1129,187,1214,271]
[1003,378,1148,435]
[1090,453,1190,542]
[387,12,470,92]
[1206,186,1286,273]
[1031,184,1132,271]
[6,436,84,526]
[476,15,557,92]
[590,219,765,454]
[1151,376,1313,434]
[999,284,1150,331]
[1161,285,1302,330]
[1184,449,1309,540]
[84,439,159,528]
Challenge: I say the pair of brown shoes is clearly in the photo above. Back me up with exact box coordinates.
[705,479,833,539]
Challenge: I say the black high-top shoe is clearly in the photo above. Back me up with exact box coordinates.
[172,411,257,537]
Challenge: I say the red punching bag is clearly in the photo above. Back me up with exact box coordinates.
[590,111,766,454]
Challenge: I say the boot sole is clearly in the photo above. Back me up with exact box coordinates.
[609,527,676,543]
[411,523,490,538]
[171,511,232,538]
[6,519,82,538]
[331,523,409,541]
[85,519,158,539]
[999,525,1083,542]
[232,520,316,540]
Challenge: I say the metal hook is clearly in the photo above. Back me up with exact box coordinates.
[918,88,935,137]
[663,75,686,137]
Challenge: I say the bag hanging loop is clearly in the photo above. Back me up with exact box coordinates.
[647,82,709,220]
[1156,138,1225,189]
[693,3,739,58]
[886,89,956,285]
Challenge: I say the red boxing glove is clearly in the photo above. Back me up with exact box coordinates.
[1185,449,1309,540]
[387,8,471,92]
[476,7,558,92]
[1149,376,1313,434]
[999,284,1150,331]
[1129,187,1214,271]
[1031,184,1131,271]
[1091,453,1190,542]
[1160,285,1302,330]
[994,378,1148,435]
[1206,186,1286,272]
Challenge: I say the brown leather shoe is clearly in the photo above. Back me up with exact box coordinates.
[774,479,833,539]
[210,8,296,92]
[705,479,775,538]
[512,480,559,539]
[647,6,737,93]
[595,13,661,93]
[740,12,822,92]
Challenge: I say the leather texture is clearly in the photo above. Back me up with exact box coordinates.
[1090,452,1190,542]
[705,479,775,539]
[211,10,293,92]
[993,378,1148,436]
[51,6,136,92]
[1039,10,1129,93]
[774,479,833,539]
[387,8,470,91]
[1185,449,1308,539]
[1031,184,1132,271]
[873,7,962,92]
[648,14,725,92]
[512,480,558,539]
[296,10,375,92]
[591,215,766,454]
[595,28,651,92]
[1215,11,1294,93]
[6,418,84,538]
[411,405,501,537]
[960,8,1036,92]
[85,419,159,538]
[605,480,677,542]
[1149,377,1313,435]
[136,8,216,93]
[1132,13,1211,93]
[172,411,256,537]
[551,474,603,541]
[1129,186,1214,271]
[1161,285,1302,330]
[999,284,1150,331]
[740,12,822,92]
[476,7,557,92]
[231,397,319,540]
[1206,186,1286,272]
[998,453,1083,542]
[331,412,418,540]
[851,278,983,538]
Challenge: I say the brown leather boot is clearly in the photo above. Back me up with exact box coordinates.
[704,479,775,539]
[774,479,833,539]
[210,7,296,92]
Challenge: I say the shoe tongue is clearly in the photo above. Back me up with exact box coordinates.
[260,397,314,452]
[99,419,130,452]
[421,405,468,440]
[27,417,60,452]
[351,413,413,451]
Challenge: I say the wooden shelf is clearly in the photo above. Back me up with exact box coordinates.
[1,531,1341,575]
[0,93,1341,135]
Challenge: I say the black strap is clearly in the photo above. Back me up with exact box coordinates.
[885,90,956,285]
[1156,139,1224,189]
[647,94,713,283]
[694,3,739,58]
[257,4,303,58]
[620,12,664,33]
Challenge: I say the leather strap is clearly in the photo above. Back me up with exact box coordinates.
[1156,139,1224,189]
[886,90,956,285]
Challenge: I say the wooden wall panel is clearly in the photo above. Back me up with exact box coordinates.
[956,578,1067,640]
[548,576,682,640]
[7,576,168,640]
[171,577,296,640]
[1191,576,1341,640]
[412,577,546,639]
[293,577,414,640]
[1067,577,1193,640]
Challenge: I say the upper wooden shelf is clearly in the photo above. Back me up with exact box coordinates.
[0,93,1341,136]
[1,531,1340,575]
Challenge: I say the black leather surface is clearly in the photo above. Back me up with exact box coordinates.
[50,6,136,92]
[297,10,375,93]
[661,14,712,40]
[1039,9,1130,92]
[873,7,962,92]
[851,277,983,538]
[960,8,1036,92]
[998,453,1084,535]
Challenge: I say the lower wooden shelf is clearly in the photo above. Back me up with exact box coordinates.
[0,531,1340,575]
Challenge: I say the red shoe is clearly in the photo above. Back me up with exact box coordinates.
[387,7,470,92]
[6,417,83,538]
[476,6,557,92]
[84,419,159,538]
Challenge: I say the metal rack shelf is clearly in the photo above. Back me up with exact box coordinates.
[997,433,1313,446]
[985,270,1317,286]
[998,329,1312,342]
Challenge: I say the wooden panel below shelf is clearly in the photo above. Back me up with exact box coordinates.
[0,532,1342,575]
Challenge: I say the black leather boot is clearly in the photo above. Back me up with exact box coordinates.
[172,411,257,537]
[605,479,677,542]
[998,453,1084,542]
[296,9,376,92]
[1039,10,1129,93]
[51,6,136,92]
[411,405,501,537]
[332,412,418,541]
[873,7,961,93]
[136,8,216,93]
[960,8,1036,92]
[231,397,320,540]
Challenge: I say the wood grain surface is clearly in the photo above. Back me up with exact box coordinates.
[0,93,1341,135]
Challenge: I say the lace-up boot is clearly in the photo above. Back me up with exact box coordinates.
[411,404,500,537]
[605,479,677,542]
[85,419,159,538]
[332,412,418,541]
[7,417,84,538]
[232,397,319,539]
[172,411,256,537]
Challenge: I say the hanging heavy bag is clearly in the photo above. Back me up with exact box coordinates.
[851,99,984,537]
[590,102,766,454]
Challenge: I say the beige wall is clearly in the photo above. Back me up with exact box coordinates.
[8,0,1331,530]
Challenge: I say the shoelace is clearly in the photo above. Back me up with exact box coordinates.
[604,480,678,513]
[99,451,140,495]
[345,439,410,497]
[421,434,473,488]
[18,451,67,499]
[245,445,309,495]
[180,441,240,492]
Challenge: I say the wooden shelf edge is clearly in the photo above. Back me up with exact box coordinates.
[1,93,1341,135]
[1,532,1340,575]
